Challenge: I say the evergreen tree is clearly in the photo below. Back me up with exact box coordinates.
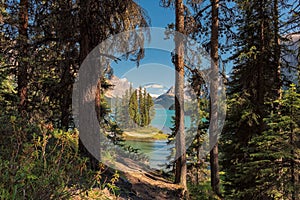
[186,97,210,185]
[166,73,210,189]
[114,97,121,122]
[147,93,155,126]
[138,86,145,126]
[127,87,154,127]
[79,0,147,168]
[129,89,140,127]
[17,0,29,113]
[221,0,284,198]
[242,84,300,199]
[209,0,221,196]
[143,88,149,126]
[121,90,133,128]
[174,0,187,191]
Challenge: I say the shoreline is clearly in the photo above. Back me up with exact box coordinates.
[122,126,169,141]
[122,136,168,141]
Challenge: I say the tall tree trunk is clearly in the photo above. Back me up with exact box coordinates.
[274,0,281,101]
[61,89,71,130]
[78,0,100,170]
[174,0,187,192]
[18,0,29,113]
[273,0,285,195]
[61,64,73,130]
[258,0,266,133]
[95,79,101,123]
[209,0,221,196]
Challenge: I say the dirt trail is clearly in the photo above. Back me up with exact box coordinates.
[116,158,183,200]
[123,170,183,200]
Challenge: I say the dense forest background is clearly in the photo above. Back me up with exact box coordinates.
[0,0,299,199]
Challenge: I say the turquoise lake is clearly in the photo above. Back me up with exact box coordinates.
[124,108,191,169]
[150,108,191,133]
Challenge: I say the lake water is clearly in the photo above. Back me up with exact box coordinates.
[124,108,191,169]
[150,108,191,134]
[125,140,173,169]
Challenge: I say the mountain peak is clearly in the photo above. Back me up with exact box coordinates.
[166,86,175,96]
[154,85,195,108]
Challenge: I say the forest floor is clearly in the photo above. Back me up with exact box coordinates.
[116,157,183,200]
[73,127,179,199]
[117,128,179,199]
[72,157,183,200]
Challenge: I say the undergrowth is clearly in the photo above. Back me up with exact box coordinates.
[0,111,119,199]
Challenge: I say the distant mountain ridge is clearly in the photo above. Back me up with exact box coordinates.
[154,86,195,109]
[154,86,175,109]
[105,76,196,106]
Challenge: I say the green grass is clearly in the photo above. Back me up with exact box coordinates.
[152,132,168,140]
[124,126,161,133]
[122,126,168,140]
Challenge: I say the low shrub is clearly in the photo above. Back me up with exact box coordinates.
[0,112,117,199]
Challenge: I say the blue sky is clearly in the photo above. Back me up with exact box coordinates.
[111,0,176,96]
[112,48,176,96]
[110,0,300,97]
[110,0,215,96]
[137,0,175,27]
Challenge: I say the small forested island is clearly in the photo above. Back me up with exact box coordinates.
[113,86,155,128]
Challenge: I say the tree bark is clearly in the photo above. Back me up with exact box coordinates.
[18,0,29,113]
[95,79,101,123]
[210,0,221,196]
[174,0,187,192]
[274,0,281,101]
[60,64,73,130]
[78,0,100,170]
[257,0,266,134]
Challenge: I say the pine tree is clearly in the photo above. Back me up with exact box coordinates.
[143,88,149,126]
[127,87,154,127]
[174,0,187,190]
[167,73,210,188]
[120,89,129,128]
[129,89,140,127]
[138,86,145,127]
[187,1,237,195]
[147,93,154,126]
[186,97,210,185]
[242,84,300,199]
[209,0,220,196]
[17,0,29,113]
[114,97,121,122]
[128,85,134,128]
[221,0,284,198]
[78,0,149,168]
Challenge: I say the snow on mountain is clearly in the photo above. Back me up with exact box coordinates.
[105,75,131,98]
[154,86,195,109]
[105,75,196,105]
